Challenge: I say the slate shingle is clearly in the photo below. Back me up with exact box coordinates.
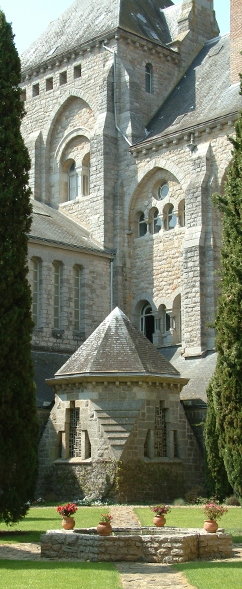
[21,0,174,70]
[56,306,180,376]
[144,35,242,142]
[30,199,108,254]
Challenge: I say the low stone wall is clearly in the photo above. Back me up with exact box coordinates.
[41,527,232,563]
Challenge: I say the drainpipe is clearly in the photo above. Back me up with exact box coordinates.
[110,259,114,312]
[103,44,132,146]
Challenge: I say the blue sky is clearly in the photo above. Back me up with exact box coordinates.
[0,0,230,55]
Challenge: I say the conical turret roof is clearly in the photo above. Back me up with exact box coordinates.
[55,307,180,378]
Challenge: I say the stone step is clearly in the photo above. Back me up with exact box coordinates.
[104,424,132,432]
[106,432,130,439]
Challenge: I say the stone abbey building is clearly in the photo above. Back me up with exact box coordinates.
[20,0,242,499]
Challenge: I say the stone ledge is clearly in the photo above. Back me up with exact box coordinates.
[41,527,233,563]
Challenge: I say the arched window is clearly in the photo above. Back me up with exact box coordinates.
[138,212,147,237]
[53,262,62,329]
[32,258,41,327]
[140,304,154,342]
[163,204,177,230]
[68,161,80,201]
[153,208,162,233]
[145,63,153,94]
[73,266,83,332]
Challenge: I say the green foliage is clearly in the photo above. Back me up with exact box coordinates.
[0,12,39,523]
[204,381,231,500]
[205,80,242,498]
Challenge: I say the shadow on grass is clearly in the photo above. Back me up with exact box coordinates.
[0,531,45,543]
[0,560,117,571]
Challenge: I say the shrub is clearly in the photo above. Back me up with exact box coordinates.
[225,495,241,506]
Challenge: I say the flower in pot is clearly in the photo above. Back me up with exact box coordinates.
[56,502,78,530]
[203,502,228,533]
[151,505,171,527]
[97,513,113,536]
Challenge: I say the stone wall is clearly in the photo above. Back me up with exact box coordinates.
[36,379,204,502]
[29,242,111,352]
[41,527,232,563]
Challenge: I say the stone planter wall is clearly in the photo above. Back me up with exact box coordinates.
[41,527,232,563]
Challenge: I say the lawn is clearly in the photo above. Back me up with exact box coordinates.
[134,506,242,542]
[0,560,122,589]
[0,506,109,543]
[174,561,242,589]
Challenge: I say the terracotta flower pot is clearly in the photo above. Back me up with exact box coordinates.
[62,516,75,530]
[203,519,218,533]
[97,522,112,536]
[153,515,166,527]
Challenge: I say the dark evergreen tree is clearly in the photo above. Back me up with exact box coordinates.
[0,11,39,523]
[204,80,242,498]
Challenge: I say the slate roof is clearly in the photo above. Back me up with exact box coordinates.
[32,351,71,407]
[29,199,109,255]
[55,306,181,377]
[21,0,174,70]
[160,346,217,403]
[143,34,242,142]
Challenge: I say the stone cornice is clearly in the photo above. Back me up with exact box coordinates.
[21,27,179,82]
[29,235,114,259]
[130,112,238,157]
[46,373,188,388]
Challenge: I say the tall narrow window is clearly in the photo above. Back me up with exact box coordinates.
[69,406,81,457]
[68,161,80,201]
[138,212,147,237]
[140,304,154,342]
[53,262,62,329]
[173,430,179,458]
[164,204,177,230]
[32,258,41,326]
[73,266,82,331]
[153,208,162,233]
[145,63,153,94]
[154,402,167,457]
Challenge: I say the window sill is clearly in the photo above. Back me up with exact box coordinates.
[54,458,92,464]
[144,457,182,463]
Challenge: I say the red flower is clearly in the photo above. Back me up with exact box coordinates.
[56,503,78,517]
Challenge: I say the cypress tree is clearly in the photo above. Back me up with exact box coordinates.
[204,81,242,498]
[0,12,39,523]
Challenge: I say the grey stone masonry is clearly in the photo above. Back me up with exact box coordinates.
[41,526,232,563]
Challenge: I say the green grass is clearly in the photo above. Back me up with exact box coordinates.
[0,507,110,543]
[134,506,242,542]
[174,561,242,589]
[0,560,122,589]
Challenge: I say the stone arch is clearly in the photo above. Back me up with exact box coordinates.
[128,165,185,232]
[132,296,157,343]
[45,96,95,206]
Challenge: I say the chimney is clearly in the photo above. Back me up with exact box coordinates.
[230,0,242,85]
[178,1,219,43]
